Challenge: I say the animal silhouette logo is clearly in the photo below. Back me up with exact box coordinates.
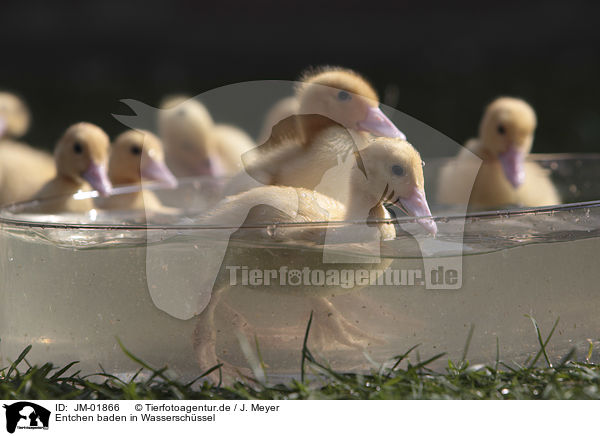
[2,402,50,433]
[114,82,478,319]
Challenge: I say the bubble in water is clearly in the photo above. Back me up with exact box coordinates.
[266,224,277,238]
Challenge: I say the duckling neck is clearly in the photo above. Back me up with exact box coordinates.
[468,139,495,161]
[344,196,386,223]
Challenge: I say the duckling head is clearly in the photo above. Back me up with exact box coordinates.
[297,67,405,139]
[479,97,537,188]
[54,122,112,196]
[158,97,222,177]
[352,137,437,235]
[109,129,177,187]
[0,92,30,139]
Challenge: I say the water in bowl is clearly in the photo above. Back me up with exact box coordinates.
[0,156,599,380]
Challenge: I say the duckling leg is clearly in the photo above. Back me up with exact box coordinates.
[193,285,232,381]
[309,297,384,349]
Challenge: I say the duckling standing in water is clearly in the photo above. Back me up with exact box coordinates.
[99,129,177,211]
[0,92,56,205]
[225,66,406,202]
[158,96,255,178]
[192,136,436,378]
[31,122,112,213]
[437,97,560,209]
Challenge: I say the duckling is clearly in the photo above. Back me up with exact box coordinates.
[192,136,436,377]
[437,97,560,209]
[0,91,30,139]
[224,66,406,201]
[31,122,112,213]
[0,142,56,205]
[0,92,57,205]
[98,129,177,211]
[158,96,255,177]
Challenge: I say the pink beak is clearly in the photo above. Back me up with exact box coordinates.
[396,186,437,236]
[141,158,178,188]
[498,147,526,189]
[357,106,407,139]
[82,162,113,197]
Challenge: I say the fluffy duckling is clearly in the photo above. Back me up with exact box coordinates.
[32,122,112,213]
[0,92,56,205]
[0,142,56,205]
[0,91,30,139]
[158,96,255,177]
[225,66,406,200]
[193,136,436,377]
[99,129,177,211]
[437,97,560,209]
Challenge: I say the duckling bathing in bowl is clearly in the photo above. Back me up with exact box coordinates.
[97,129,177,211]
[437,97,560,209]
[193,136,436,378]
[0,92,56,205]
[225,66,406,201]
[158,96,255,177]
[31,122,112,213]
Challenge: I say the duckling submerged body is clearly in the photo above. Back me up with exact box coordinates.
[437,97,559,209]
[192,137,436,378]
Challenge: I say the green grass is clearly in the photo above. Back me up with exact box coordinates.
[1,315,600,400]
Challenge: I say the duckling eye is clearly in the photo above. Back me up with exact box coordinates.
[497,124,506,135]
[130,145,142,155]
[73,142,83,154]
[392,165,405,176]
[337,90,351,101]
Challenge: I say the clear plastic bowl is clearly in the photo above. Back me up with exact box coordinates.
[1,155,599,380]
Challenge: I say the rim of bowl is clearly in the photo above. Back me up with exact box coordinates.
[0,154,599,230]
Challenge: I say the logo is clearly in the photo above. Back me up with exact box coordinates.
[2,402,50,434]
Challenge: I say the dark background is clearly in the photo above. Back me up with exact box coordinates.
[1,0,599,156]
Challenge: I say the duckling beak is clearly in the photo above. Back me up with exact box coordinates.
[82,162,113,197]
[498,147,525,189]
[357,106,406,139]
[396,186,437,236]
[141,158,178,188]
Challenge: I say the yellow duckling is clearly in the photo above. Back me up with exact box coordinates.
[225,66,406,200]
[32,122,112,213]
[193,136,436,377]
[0,92,57,205]
[98,129,177,211]
[0,142,56,205]
[158,95,255,177]
[437,97,560,209]
[0,91,30,139]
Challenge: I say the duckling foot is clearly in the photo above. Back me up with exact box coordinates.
[219,301,305,341]
[308,297,384,350]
